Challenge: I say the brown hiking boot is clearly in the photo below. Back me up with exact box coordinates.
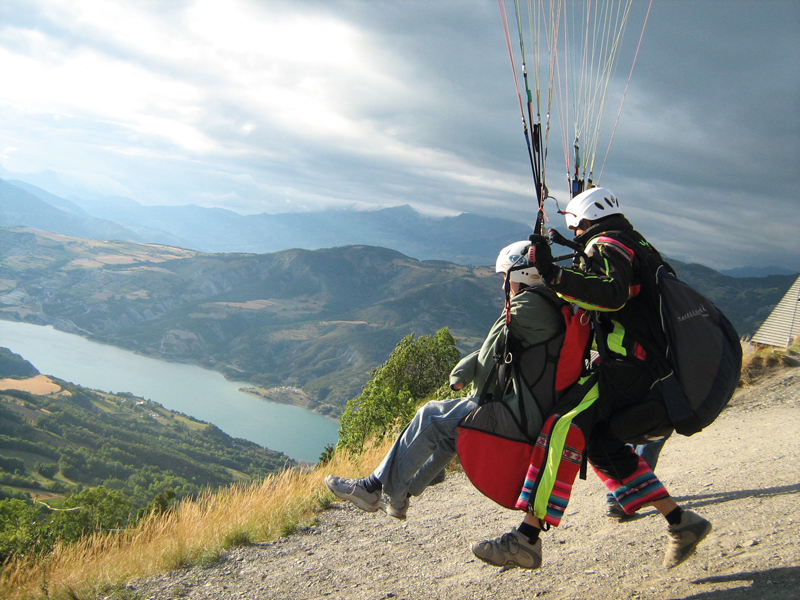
[663,510,712,568]
[471,528,542,570]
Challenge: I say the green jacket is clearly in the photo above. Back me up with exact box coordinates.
[449,287,564,437]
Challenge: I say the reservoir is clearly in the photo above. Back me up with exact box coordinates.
[0,320,340,463]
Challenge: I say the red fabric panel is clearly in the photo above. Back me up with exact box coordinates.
[555,306,592,391]
[457,427,534,509]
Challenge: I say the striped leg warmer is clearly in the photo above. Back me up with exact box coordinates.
[593,455,669,515]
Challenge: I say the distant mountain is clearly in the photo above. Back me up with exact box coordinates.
[6,180,90,217]
[0,178,145,243]
[19,185,533,265]
[6,181,194,248]
[0,228,504,415]
[0,229,795,417]
[718,266,799,278]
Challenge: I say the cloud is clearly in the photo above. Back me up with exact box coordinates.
[0,0,796,270]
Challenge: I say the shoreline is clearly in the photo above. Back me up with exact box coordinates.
[239,386,340,424]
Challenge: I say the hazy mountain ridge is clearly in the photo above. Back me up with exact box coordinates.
[5,177,796,276]
[4,178,533,265]
[0,179,145,244]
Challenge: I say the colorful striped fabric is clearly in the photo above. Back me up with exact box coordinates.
[514,420,587,527]
[593,456,669,514]
[513,376,599,526]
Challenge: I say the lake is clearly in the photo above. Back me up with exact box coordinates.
[0,320,340,462]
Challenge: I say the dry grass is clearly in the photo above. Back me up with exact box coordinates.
[0,375,62,395]
[0,441,393,600]
[740,337,800,386]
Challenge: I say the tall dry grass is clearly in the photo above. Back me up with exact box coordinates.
[739,336,800,386]
[0,440,393,600]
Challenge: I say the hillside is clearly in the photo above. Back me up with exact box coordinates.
[132,367,800,600]
[0,353,293,509]
[0,228,503,414]
[0,228,795,416]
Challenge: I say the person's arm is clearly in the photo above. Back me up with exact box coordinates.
[548,236,635,311]
[450,314,508,397]
[449,350,479,390]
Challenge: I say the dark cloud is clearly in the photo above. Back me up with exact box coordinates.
[0,0,796,270]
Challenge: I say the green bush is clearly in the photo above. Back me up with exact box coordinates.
[34,461,58,478]
[0,456,26,474]
[0,499,52,564]
[337,328,460,452]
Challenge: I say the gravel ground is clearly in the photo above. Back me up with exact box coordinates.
[130,367,800,600]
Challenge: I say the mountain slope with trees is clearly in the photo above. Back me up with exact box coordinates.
[0,350,292,503]
[0,349,293,563]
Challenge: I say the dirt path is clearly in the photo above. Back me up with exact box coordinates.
[131,368,800,600]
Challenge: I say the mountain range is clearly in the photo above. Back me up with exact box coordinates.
[0,228,504,415]
[3,178,533,266]
[5,177,794,277]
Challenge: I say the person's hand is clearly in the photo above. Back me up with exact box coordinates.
[528,234,556,279]
[451,382,464,391]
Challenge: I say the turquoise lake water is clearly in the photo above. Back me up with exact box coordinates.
[0,320,340,462]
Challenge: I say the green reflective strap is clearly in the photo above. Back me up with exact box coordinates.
[531,377,600,519]
[606,320,627,356]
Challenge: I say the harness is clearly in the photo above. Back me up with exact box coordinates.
[481,286,591,439]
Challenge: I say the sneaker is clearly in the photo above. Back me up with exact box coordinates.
[381,496,410,520]
[324,475,381,513]
[471,529,542,570]
[429,469,446,486]
[663,510,712,568]
[605,500,628,520]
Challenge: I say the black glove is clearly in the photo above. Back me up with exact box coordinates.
[527,234,557,280]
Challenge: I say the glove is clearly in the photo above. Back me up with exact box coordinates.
[527,234,557,280]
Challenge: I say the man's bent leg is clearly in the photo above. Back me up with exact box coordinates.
[374,397,477,501]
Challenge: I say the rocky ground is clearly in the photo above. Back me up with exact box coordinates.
[130,367,800,600]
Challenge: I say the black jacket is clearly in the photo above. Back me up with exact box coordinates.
[546,214,668,368]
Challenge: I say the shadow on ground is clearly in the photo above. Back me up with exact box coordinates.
[669,566,800,600]
[672,483,800,509]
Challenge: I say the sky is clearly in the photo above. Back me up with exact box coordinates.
[0,0,797,271]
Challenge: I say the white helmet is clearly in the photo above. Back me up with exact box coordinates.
[562,187,621,229]
[495,241,543,287]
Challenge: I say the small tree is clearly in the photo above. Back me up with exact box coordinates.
[136,489,176,521]
[337,328,460,452]
[49,486,132,543]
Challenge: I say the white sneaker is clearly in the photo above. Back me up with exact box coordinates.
[324,475,381,513]
[381,496,410,520]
